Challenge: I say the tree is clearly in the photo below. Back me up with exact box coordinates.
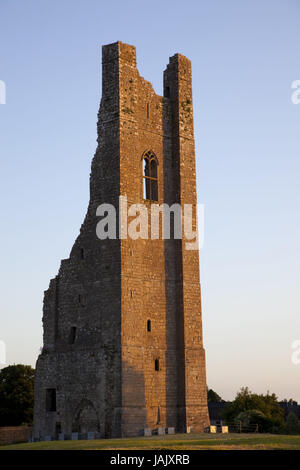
[235,409,272,432]
[207,387,223,402]
[221,387,285,433]
[286,412,300,435]
[0,364,35,426]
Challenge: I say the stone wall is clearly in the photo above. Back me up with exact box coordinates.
[0,426,32,445]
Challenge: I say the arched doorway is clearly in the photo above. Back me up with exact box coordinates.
[72,399,99,433]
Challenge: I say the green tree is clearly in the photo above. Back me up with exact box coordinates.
[286,412,300,435]
[235,409,272,432]
[0,364,35,426]
[207,387,222,402]
[221,387,285,433]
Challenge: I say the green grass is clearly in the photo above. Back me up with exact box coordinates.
[1,433,300,450]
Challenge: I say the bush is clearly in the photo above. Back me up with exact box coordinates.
[221,387,285,433]
[286,412,300,435]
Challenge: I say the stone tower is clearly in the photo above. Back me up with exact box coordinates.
[33,41,210,439]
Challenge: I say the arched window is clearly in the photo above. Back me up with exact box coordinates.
[143,151,158,201]
[147,320,151,332]
[155,358,160,371]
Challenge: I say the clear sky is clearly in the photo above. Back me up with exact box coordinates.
[0,0,299,402]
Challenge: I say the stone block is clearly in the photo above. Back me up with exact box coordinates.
[167,427,175,435]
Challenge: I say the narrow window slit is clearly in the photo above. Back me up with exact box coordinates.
[46,388,56,412]
[69,327,77,344]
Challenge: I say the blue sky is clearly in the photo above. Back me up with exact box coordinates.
[0,0,299,401]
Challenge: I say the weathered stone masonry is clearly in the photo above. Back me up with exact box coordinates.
[33,41,210,439]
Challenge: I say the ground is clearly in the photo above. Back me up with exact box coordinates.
[1,433,300,450]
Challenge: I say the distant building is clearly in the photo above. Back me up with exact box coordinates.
[208,402,227,425]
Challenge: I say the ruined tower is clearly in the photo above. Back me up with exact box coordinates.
[33,41,210,439]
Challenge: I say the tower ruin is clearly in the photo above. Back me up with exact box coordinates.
[33,41,210,439]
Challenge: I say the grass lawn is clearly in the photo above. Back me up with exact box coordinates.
[1,433,300,450]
